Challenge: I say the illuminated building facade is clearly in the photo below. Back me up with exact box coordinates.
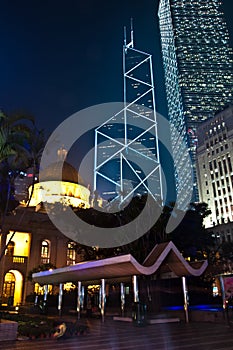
[196,105,233,228]
[158,0,233,207]
[0,209,86,306]
[0,159,90,306]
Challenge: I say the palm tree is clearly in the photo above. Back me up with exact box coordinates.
[0,111,30,226]
[0,111,45,262]
[0,111,15,163]
[21,125,45,206]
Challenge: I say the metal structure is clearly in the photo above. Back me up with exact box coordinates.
[94,22,163,207]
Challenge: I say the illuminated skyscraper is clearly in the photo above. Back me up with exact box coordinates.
[94,25,163,206]
[158,0,233,207]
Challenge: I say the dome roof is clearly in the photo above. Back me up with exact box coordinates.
[39,161,85,186]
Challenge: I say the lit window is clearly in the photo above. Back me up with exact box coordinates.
[3,272,16,304]
[40,240,50,264]
[67,242,76,266]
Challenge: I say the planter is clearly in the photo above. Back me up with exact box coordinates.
[0,319,18,341]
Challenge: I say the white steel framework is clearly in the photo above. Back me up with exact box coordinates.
[94,24,163,207]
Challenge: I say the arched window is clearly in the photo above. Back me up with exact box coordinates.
[67,241,76,265]
[40,240,50,264]
[2,272,15,305]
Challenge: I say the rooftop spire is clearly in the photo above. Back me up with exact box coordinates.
[124,26,127,47]
[130,17,134,48]
[57,145,67,161]
[123,18,134,49]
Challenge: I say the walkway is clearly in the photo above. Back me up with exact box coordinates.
[1,317,233,349]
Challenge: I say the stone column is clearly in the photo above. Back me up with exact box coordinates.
[182,276,189,323]
[58,283,63,316]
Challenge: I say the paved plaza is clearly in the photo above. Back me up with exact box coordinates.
[1,317,233,350]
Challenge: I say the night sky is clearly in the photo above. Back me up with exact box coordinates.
[0,0,160,134]
[1,0,232,133]
[1,0,233,199]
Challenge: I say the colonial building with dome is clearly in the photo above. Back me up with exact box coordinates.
[0,151,92,307]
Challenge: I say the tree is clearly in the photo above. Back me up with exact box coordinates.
[0,111,45,262]
[0,111,36,220]
[27,263,56,282]
[20,126,45,205]
[69,195,214,267]
[170,202,213,260]
[74,194,167,263]
[203,240,233,284]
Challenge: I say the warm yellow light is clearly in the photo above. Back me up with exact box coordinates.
[23,181,90,209]
[7,231,31,257]
[63,282,76,291]
[5,270,23,306]
[87,284,100,292]
[34,283,52,294]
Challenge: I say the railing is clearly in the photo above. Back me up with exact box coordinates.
[40,258,50,264]
[12,256,26,264]
[67,259,76,266]
[3,255,28,270]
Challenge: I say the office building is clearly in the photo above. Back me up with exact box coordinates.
[196,105,233,228]
[158,0,233,207]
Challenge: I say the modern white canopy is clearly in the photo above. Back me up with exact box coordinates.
[33,241,208,285]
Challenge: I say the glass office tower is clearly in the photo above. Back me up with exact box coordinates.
[158,0,233,208]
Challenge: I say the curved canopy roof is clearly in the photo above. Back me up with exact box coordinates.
[33,241,208,285]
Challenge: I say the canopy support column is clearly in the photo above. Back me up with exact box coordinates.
[81,286,85,309]
[34,294,38,306]
[77,281,82,319]
[120,282,125,316]
[58,283,63,316]
[43,284,48,313]
[101,278,106,323]
[182,276,189,323]
[133,275,139,302]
